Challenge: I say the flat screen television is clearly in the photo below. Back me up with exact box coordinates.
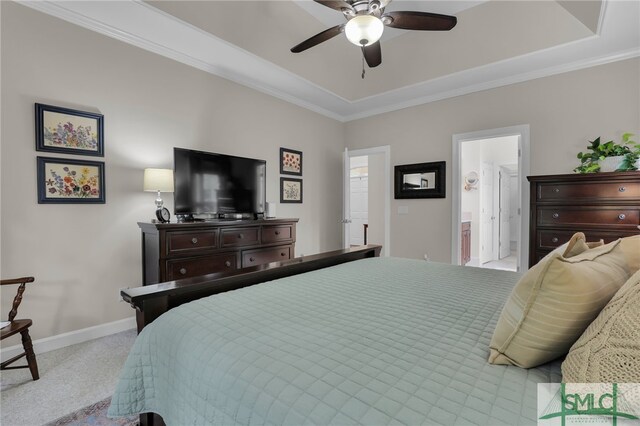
[174,148,266,218]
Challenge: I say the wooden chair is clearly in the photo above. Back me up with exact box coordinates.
[1,277,39,380]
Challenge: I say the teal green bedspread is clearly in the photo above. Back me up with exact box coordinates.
[109,257,561,425]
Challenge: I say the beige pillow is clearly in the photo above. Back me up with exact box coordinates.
[562,269,640,382]
[542,232,603,261]
[620,235,640,274]
[489,239,630,368]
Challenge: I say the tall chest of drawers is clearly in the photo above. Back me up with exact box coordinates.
[139,219,297,285]
[528,172,640,267]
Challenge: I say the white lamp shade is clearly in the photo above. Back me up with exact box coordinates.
[345,15,384,47]
[143,168,174,192]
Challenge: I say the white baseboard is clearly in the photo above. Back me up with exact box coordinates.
[0,317,136,362]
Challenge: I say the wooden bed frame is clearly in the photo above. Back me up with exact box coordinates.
[120,245,382,426]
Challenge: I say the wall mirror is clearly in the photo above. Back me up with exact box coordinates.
[464,171,479,191]
[394,161,446,199]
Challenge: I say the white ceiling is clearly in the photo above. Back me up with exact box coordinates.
[18,0,640,122]
[292,0,489,42]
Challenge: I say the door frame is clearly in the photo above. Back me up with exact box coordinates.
[498,165,513,260]
[343,146,391,257]
[480,160,495,265]
[451,125,530,271]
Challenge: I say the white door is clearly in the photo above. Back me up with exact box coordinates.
[342,146,391,256]
[499,168,511,259]
[349,176,368,246]
[342,148,351,249]
[480,161,494,264]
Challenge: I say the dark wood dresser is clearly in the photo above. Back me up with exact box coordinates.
[528,172,640,267]
[139,218,298,285]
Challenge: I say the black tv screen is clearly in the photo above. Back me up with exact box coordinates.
[174,148,266,216]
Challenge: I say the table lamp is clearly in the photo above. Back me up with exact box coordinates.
[143,168,174,211]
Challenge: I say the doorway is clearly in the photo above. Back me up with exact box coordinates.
[342,146,391,256]
[452,125,530,271]
[349,156,369,246]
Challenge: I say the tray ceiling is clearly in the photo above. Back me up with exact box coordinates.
[18,0,640,121]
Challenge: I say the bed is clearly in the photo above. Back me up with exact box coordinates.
[109,246,561,425]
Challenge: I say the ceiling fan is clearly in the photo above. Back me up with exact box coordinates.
[290,0,457,69]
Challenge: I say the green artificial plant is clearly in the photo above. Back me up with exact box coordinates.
[574,133,639,173]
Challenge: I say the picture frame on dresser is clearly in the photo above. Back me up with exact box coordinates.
[35,103,104,157]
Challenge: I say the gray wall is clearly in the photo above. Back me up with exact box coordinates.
[346,58,640,262]
[0,2,344,342]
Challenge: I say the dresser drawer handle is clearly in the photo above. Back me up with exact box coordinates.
[551,237,558,243]
[553,188,560,193]
[619,186,626,192]
[552,213,559,219]
[249,257,255,262]
[179,268,187,275]
[275,230,280,235]
[238,234,244,239]
[225,261,231,267]
[191,237,198,244]
[618,214,626,220]
[281,252,286,256]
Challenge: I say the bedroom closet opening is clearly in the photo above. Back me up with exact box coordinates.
[342,147,391,257]
[460,136,520,271]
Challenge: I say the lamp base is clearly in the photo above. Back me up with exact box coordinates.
[155,190,163,209]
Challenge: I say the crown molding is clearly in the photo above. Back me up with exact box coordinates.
[343,46,640,121]
[17,0,640,123]
[19,0,351,121]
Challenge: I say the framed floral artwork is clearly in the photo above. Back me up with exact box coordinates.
[280,177,302,203]
[280,148,302,176]
[37,157,106,204]
[35,103,104,157]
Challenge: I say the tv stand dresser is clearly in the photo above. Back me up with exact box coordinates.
[138,218,298,285]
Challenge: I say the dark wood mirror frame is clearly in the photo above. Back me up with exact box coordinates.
[394,161,446,199]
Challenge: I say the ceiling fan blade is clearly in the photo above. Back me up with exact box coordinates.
[362,41,382,68]
[313,0,354,13]
[382,11,457,31]
[291,25,344,53]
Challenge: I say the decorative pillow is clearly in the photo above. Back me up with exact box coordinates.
[539,232,603,262]
[619,235,640,274]
[562,269,640,382]
[563,232,603,257]
[489,239,630,368]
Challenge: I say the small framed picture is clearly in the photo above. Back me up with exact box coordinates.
[280,177,302,203]
[35,103,104,157]
[280,147,302,176]
[37,157,106,204]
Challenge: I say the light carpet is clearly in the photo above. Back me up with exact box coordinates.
[1,329,136,426]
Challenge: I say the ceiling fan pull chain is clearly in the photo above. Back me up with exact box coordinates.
[361,56,366,79]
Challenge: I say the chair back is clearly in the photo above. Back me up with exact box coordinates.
[0,277,35,321]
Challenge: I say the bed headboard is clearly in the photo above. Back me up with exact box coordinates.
[121,245,382,332]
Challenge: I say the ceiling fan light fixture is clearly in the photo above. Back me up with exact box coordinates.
[345,15,384,47]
